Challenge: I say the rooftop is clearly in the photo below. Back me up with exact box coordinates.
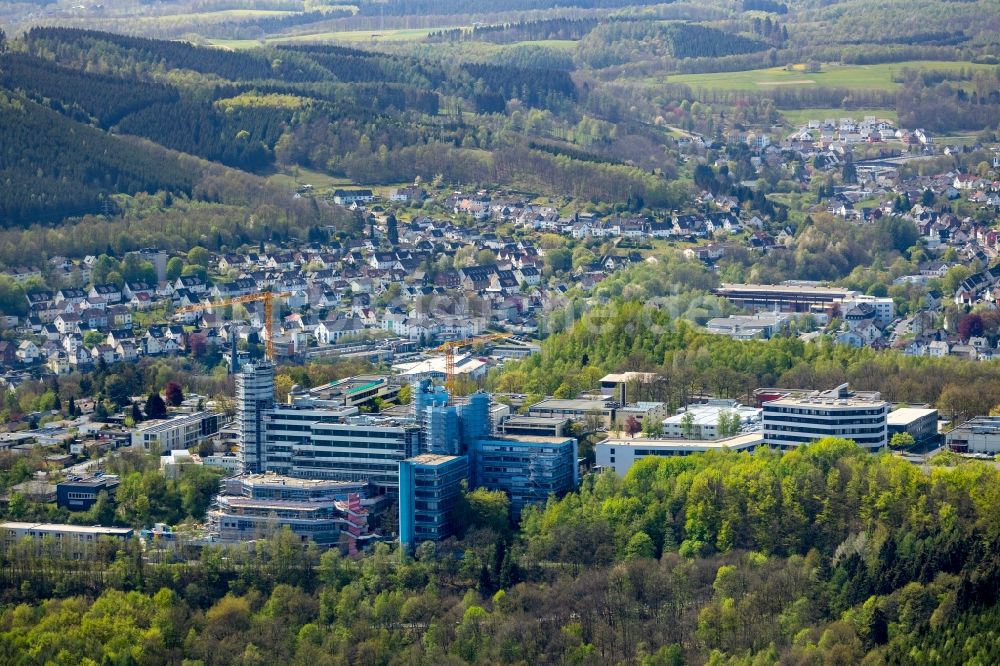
[0,522,133,536]
[530,397,615,412]
[405,453,465,466]
[887,407,938,425]
[479,434,576,445]
[602,432,764,450]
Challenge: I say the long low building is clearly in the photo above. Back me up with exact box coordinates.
[714,283,857,312]
[528,397,618,425]
[0,522,133,556]
[887,407,938,443]
[946,417,1000,454]
[596,433,763,476]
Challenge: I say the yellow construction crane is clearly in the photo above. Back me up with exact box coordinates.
[433,332,512,393]
[177,290,292,362]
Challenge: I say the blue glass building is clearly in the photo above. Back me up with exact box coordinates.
[468,436,579,517]
[399,454,468,548]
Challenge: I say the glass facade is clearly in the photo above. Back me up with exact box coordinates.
[399,455,468,548]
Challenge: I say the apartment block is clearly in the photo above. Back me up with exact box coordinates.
[131,410,225,453]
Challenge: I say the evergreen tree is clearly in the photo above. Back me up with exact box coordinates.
[387,214,399,246]
[131,401,143,424]
[145,392,167,419]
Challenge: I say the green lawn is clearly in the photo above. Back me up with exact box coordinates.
[780,108,898,126]
[265,167,353,191]
[664,61,996,92]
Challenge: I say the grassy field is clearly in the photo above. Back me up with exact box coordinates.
[211,26,462,49]
[780,108,898,126]
[665,61,996,92]
[277,27,450,44]
[265,166,353,191]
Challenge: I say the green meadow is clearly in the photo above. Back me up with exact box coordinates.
[665,61,995,92]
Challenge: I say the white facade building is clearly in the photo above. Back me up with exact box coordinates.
[761,384,889,450]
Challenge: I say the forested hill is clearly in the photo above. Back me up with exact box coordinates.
[0,27,602,226]
[0,93,195,224]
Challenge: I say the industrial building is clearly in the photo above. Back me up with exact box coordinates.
[945,417,1000,454]
[596,433,763,476]
[761,384,889,450]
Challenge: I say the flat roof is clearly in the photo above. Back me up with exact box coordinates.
[664,404,760,426]
[479,435,575,445]
[600,372,658,383]
[887,407,938,425]
[601,432,764,450]
[0,522,132,535]
[766,396,887,408]
[405,453,464,466]
[502,415,570,426]
[530,397,614,411]
[239,473,364,488]
[718,283,853,295]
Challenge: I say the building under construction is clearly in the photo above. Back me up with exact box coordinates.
[233,365,579,549]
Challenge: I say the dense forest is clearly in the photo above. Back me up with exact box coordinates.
[0,93,195,224]
[1,440,998,664]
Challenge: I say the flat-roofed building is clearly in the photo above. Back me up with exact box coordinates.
[497,415,570,438]
[56,474,120,511]
[714,283,857,313]
[706,313,791,340]
[528,396,617,425]
[398,454,468,548]
[946,417,1000,454]
[887,407,939,444]
[1,522,133,556]
[662,399,761,440]
[308,375,400,409]
[132,411,226,453]
[597,433,764,476]
[468,435,578,517]
[599,372,658,404]
[762,384,889,450]
[207,473,375,548]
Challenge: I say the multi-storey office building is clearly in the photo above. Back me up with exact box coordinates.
[236,361,275,473]
[398,454,468,548]
[761,384,889,450]
[207,473,374,547]
[468,435,578,517]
